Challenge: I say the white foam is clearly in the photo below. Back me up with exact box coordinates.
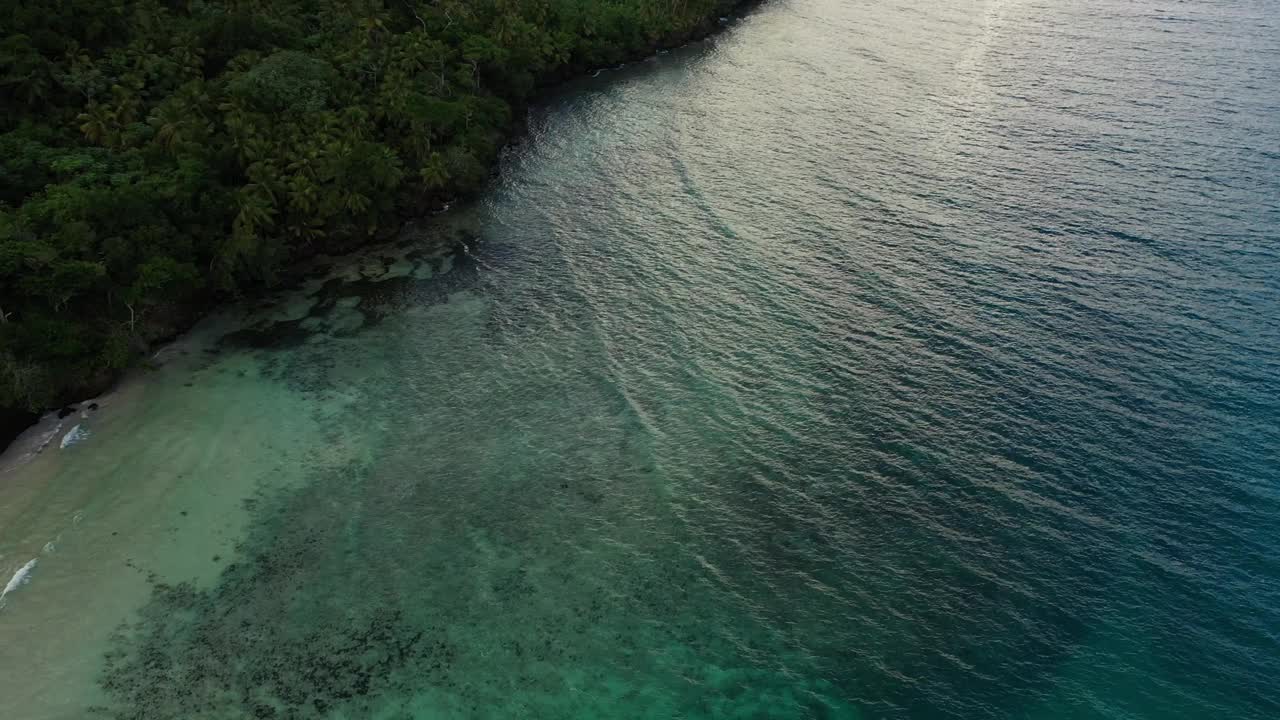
[0,558,37,605]
[59,424,89,449]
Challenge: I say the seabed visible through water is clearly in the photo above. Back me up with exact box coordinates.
[2,0,1279,718]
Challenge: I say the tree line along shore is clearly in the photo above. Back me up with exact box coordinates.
[0,0,749,447]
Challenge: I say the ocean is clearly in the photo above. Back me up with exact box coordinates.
[1,0,1277,717]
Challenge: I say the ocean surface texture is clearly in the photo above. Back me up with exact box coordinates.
[2,0,1278,718]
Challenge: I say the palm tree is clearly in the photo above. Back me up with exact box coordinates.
[78,102,117,146]
[420,152,449,188]
[149,101,188,155]
[233,184,277,239]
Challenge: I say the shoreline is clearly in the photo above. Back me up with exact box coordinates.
[0,1,763,454]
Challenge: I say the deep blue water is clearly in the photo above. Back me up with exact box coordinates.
[4,0,1279,718]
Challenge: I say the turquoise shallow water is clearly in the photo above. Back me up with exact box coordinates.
[3,0,1280,718]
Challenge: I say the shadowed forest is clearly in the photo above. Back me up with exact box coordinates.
[0,0,739,422]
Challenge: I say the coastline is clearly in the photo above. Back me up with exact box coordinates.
[0,1,763,455]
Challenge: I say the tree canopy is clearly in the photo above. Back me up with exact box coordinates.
[1,0,738,413]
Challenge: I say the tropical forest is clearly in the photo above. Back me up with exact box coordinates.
[0,0,739,423]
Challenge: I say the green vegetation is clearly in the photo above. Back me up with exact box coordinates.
[0,0,740,416]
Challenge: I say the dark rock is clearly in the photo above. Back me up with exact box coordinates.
[0,406,39,453]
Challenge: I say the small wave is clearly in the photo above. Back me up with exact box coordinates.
[60,424,89,449]
[0,558,37,607]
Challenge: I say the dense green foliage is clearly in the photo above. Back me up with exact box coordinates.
[0,0,737,413]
